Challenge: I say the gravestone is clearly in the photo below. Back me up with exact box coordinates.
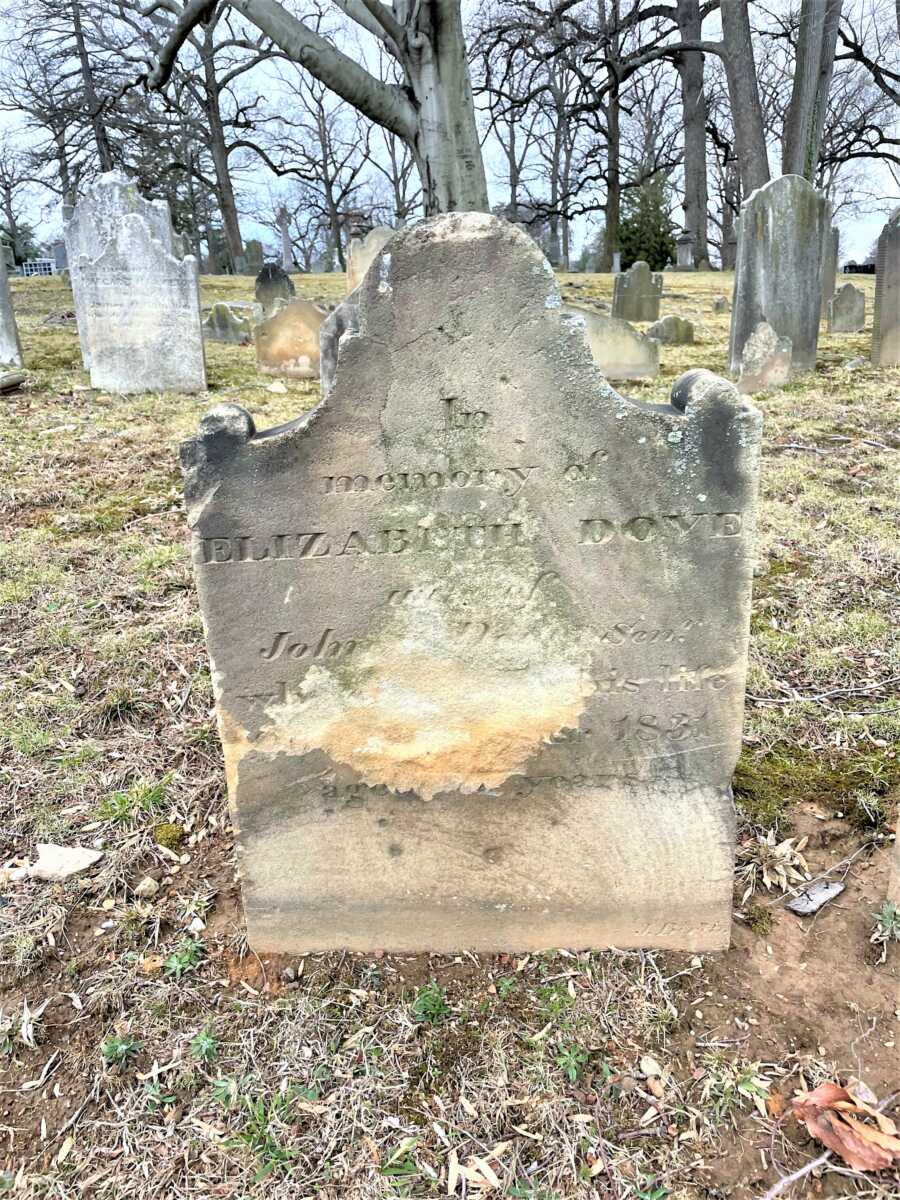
[712,296,730,315]
[564,305,658,380]
[65,172,186,370]
[820,226,839,319]
[255,263,295,316]
[738,322,792,394]
[612,261,663,322]
[729,175,830,374]
[675,233,696,270]
[827,283,865,333]
[346,226,394,293]
[76,213,206,394]
[0,254,23,366]
[612,250,622,273]
[245,240,264,272]
[276,207,293,272]
[647,315,694,345]
[872,210,900,367]
[183,213,762,955]
[254,298,325,378]
[203,301,260,345]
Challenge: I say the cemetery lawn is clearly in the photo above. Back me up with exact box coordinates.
[1,270,898,1200]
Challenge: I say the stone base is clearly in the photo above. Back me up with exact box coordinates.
[237,772,734,953]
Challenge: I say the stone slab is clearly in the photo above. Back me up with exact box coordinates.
[255,299,325,378]
[647,315,694,345]
[0,253,22,366]
[827,283,865,333]
[820,226,839,319]
[564,305,658,379]
[872,210,900,366]
[612,261,663,322]
[729,176,830,374]
[184,213,762,955]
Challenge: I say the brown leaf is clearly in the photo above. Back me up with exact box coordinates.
[792,1084,900,1173]
[766,1093,786,1119]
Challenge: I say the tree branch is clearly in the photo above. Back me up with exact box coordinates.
[145,0,218,87]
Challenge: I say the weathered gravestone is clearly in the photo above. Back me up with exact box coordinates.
[203,301,261,345]
[729,175,830,374]
[0,254,23,366]
[872,210,900,366]
[183,213,762,954]
[820,226,839,319]
[255,298,325,378]
[612,261,663,322]
[647,315,694,345]
[64,172,186,371]
[255,263,295,316]
[346,226,394,293]
[827,283,865,333]
[564,306,658,380]
[674,233,696,271]
[738,322,792,394]
[75,211,206,394]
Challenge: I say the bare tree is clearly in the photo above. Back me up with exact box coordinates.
[782,0,844,178]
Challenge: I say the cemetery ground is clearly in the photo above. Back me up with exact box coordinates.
[1,269,898,1200]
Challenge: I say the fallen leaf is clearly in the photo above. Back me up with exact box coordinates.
[767,1093,786,1118]
[792,1082,900,1172]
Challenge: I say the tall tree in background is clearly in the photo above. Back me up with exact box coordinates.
[782,0,843,178]
[674,0,709,263]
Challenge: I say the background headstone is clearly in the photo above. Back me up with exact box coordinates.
[64,171,184,370]
[827,283,865,333]
[254,298,325,378]
[183,213,763,955]
[872,210,900,366]
[255,263,295,316]
[820,226,839,319]
[647,315,694,345]
[244,240,264,273]
[612,250,622,273]
[612,261,663,322]
[0,254,23,366]
[203,301,260,345]
[728,175,830,374]
[675,233,696,270]
[346,226,394,293]
[76,212,206,394]
[564,305,659,379]
[712,296,730,314]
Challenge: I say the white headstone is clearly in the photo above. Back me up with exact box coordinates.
[0,254,23,366]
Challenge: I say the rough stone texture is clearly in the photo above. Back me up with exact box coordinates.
[75,212,206,394]
[729,175,830,374]
[183,213,762,955]
[647,315,694,345]
[0,253,22,366]
[29,843,104,881]
[564,305,658,380]
[203,301,261,345]
[738,322,793,394]
[820,226,839,319]
[255,263,295,316]
[827,283,865,333]
[872,210,900,366]
[64,171,184,370]
[254,299,325,378]
[320,294,360,397]
[0,370,26,393]
[346,226,394,293]
[612,261,663,322]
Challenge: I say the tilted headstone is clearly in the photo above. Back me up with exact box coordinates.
[254,298,325,378]
[255,263,295,316]
[612,261,663,322]
[729,175,830,374]
[738,322,792,394]
[75,212,206,394]
[64,172,185,370]
[872,210,900,366]
[564,305,658,380]
[827,283,865,334]
[203,301,260,345]
[0,254,23,366]
[820,226,839,319]
[647,315,694,345]
[183,213,763,954]
[346,226,394,294]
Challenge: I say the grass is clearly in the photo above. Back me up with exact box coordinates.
[0,269,897,1200]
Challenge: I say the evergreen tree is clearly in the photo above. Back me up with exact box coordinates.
[618,175,677,271]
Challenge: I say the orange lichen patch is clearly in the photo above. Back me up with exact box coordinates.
[257,648,592,800]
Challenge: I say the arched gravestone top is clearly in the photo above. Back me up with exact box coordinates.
[183,213,763,955]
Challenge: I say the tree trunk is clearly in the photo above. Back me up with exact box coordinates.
[405,0,489,213]
[202,36,244,270]
[70,0,114,171]
[720,0,770,195]
[277,207,292,270]
[781,0,843,180]
[602,91,621,271]
[721,159,740,268]
[675,0,709,263]
[54,127,75,207]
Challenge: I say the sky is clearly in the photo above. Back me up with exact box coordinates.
[2,4,899,266]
